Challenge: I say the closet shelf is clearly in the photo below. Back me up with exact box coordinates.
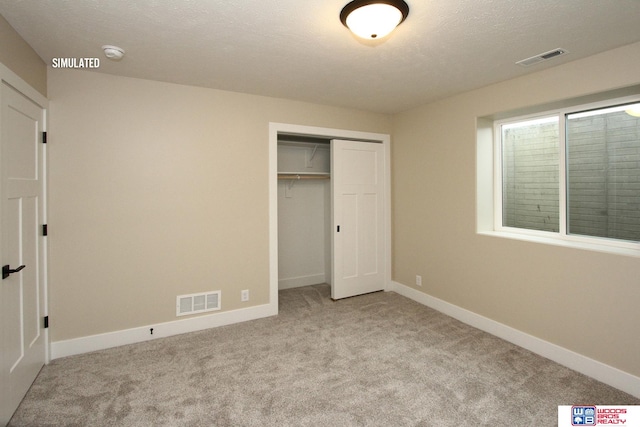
[278,173,330,180]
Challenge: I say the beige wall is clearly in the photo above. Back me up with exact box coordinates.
[45,38,640,378]
[47,69,391,341]
[0,14,46,96]
[392,42,640,377]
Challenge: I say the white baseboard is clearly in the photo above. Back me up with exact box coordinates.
[278,274,325,290]
[51,302,277,360]
[389,281,640,398]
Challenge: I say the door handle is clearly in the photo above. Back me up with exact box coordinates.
[2,264,26,280]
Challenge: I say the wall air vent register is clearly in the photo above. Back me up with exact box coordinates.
[176,291,221,316]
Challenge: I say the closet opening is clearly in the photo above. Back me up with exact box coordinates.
[269,123,391,314]
[277,135,332,292]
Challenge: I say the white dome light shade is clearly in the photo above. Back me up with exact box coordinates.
[346,4,402,39]
[340,0,409,40]
[625,103,640,117]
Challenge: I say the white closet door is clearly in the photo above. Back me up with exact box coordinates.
[331,139,385,299]
[0,82,47,425]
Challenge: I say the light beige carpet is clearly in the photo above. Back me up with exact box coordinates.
[9,284,639,426]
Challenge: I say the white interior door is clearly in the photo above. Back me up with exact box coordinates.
[0,82,46,425]
[331,139,385,299]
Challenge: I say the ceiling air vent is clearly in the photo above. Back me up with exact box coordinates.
[516,48,568,67]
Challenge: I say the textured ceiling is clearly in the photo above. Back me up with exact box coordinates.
[1,0,640,114]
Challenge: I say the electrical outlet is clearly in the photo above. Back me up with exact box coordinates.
[416,275,422,286]
[241,290,249,302]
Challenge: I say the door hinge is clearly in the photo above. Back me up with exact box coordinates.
[44,316,49,328]
[43,224,48,236]
[42,131,47,144]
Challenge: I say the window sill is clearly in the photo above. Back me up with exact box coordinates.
[477,230,640,258]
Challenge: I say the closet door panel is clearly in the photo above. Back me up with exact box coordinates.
[340,193,358,279]
[360,192,379,276]
[331,139,384,299]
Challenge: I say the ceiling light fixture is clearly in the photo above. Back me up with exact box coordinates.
[102,45,125,60]
[340,0,409,40]
[625,103,640,117]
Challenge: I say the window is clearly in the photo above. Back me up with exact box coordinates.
[494,98,640,250]
[566,106,640,242]
[501,116,559,233]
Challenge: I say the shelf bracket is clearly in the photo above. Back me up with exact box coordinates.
[286,174,301,193]
[285,175,300,198]
[287,176,297,190]
[306,145,319,168]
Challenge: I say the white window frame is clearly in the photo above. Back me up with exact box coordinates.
[492,95,640,255]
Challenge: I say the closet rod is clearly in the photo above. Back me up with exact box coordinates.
[277,174,330,180]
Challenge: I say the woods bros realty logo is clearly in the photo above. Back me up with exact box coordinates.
[51,57,100,68]
[558,405,640,426]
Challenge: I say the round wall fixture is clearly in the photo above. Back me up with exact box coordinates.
[102,45,125,60]
[340,0,410,40]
